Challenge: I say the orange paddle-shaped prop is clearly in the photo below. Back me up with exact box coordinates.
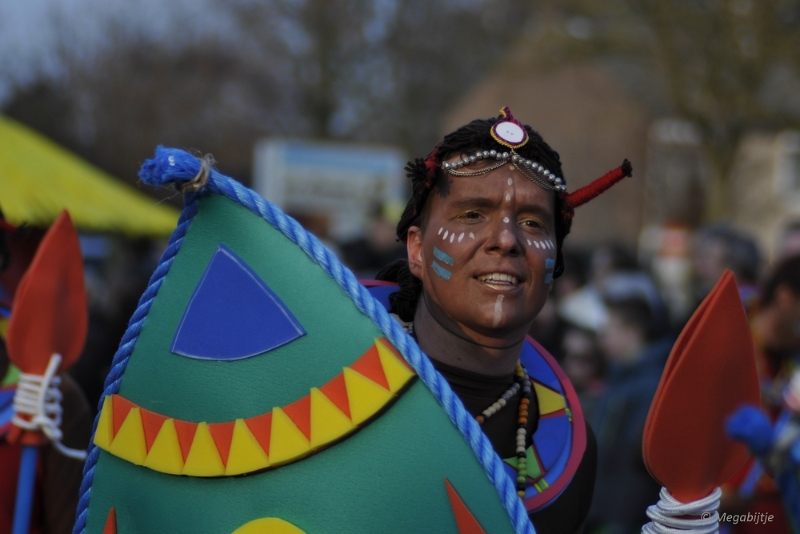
[4,211,88,534]
[643,270,759,502]
[6,210,88,445]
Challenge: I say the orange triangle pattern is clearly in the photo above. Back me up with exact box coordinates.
[208,421,236,466]
[140,407,168,453]
[245,411,273,454]
[111,396,136,438]
[349,344,390,390]
[319,373,352,419]
[377,338,414,372]
[173,419,199,463]
[283,396,312,441]
[444,479,486,534]
[96,338,415,476]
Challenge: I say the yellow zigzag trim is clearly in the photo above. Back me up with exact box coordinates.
[93,338,415,477]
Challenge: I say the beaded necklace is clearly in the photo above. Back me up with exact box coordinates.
[475,361,532,498]
[405,322,532,498]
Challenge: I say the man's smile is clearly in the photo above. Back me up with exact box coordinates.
[476,272,522,291]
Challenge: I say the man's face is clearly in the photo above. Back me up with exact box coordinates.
[407,159,557,341]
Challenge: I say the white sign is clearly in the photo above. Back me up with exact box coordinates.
[253,139,406,241]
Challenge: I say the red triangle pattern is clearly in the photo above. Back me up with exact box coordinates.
[319,373,352,419]
[444,479,486,534]
[245,411,273,455]
[208,421,236,466]
[349,343,390,390]
[283,396,312,440]
[111,395,136,438]
[139,407,168,453]
[173,419,198,463]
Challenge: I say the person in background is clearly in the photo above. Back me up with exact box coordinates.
[721,255,800,534]
[587,274,672,534]
[561,323,605,423]
[691,224,762,307]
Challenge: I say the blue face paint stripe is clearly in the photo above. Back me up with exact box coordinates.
[432,260,452,280]
[545,258,555,269]
[544,273,553,284]
[433,246,455,266]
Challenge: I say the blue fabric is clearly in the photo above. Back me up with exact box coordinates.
[533,415,571,470]
[171,244,305,360]
[365,285,397,311]
[521,343,563,393]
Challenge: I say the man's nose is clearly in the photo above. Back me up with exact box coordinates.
[486,216,522,255]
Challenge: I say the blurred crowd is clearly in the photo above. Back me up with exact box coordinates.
[527,220,800,534]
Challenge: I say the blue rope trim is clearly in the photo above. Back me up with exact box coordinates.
[73,196,199,534]
[74,147,535,534]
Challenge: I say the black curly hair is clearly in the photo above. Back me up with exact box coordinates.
[376,113,573,321]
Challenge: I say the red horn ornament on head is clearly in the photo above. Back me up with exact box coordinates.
[563,159,633,211]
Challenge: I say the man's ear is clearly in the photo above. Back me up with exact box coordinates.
[407,226,424,280]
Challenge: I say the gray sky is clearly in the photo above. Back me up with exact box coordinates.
[0,0,237,104]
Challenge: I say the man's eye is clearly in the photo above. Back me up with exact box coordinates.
[522,219,544,229]
[458,211,481,219]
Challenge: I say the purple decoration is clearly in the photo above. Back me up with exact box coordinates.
[171,245,305,360]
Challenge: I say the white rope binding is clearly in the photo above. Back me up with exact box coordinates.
[12,353,87,460]
[642,486,721,534]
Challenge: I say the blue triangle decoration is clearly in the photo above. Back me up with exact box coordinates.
[171,244,305,360]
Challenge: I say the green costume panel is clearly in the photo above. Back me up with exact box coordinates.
[82,190,519,533]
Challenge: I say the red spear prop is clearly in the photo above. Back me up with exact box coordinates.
[642,270,760,532]
[5,211,88,534]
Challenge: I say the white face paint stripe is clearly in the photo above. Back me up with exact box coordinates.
[503,217,509,223]
[458,232,464,242]
[450,233,455,243]
[508,178,513,186]
[534,241,540,248]
[505,193,511,202]
[493,295,504,327]
[443,230,448,239]
[527,239,532,246]
[469,233,475,239]
[438,227,443,235]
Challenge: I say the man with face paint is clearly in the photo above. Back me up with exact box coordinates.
[376,108,632,533]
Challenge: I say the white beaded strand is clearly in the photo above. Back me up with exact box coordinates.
[441,149,566,192]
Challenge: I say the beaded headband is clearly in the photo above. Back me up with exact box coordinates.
[441,150,566,192]
[436,107,632,210]
[440,107,565,192]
